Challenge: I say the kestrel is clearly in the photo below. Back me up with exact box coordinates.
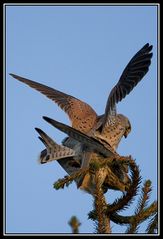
[35,119,130,194]
[10,43,153,192]
[35,119,130,193]
[10,43,153,150]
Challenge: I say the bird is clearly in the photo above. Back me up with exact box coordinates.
[10,43,153,190]
[10,43,153,152]
[35,119,131,194]
[35,117,130,193]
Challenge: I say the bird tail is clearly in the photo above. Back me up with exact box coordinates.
[35,128,75,164]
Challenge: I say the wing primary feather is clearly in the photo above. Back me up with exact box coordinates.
[101,43,153,131]
[10,73,97,132]
[43,116,115,157]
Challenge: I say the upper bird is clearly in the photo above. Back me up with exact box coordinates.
[10,43,153,150]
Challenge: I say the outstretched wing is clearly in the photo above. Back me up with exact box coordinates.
[102,43,153,129]
[43,116,116,158]
[10,73,97,133]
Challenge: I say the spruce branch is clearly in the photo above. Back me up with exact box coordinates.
[135,180,152,215]
[126,201,158,233]
[68,216,81,233]
[88,158,158,234]
[106,157,141,215]
[89,157,141,221]
[110,201,157,229]
[93,168,111,233]
[110,213,134,225]
[125,179,157,234]
[146,213,158,234]
[53,168,89,190]
[52,150,157,234]
[141,201,158,220]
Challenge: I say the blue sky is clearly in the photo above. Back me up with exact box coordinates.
[6,4,158,234]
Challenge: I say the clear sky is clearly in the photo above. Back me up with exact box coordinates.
[6,4,158,234]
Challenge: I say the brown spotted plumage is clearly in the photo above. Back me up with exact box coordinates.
[10,43,153,151]
[10,43,153,192]
[9,73,97,133]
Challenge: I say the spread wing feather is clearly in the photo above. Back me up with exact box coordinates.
[10,73,97,132]
[102,43,153,129]
[43,116,116,157]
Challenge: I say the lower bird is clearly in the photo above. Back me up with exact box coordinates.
[35,117,131,194]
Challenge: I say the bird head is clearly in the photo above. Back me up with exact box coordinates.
[118,114,131,138]
[124,118,131,138]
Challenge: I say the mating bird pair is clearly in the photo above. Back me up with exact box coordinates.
[10,43,153,194]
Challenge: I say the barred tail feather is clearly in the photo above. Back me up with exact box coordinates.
[35,128,76,164]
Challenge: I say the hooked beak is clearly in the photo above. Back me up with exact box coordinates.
[124,133,128,138]
[124,128,131,138]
